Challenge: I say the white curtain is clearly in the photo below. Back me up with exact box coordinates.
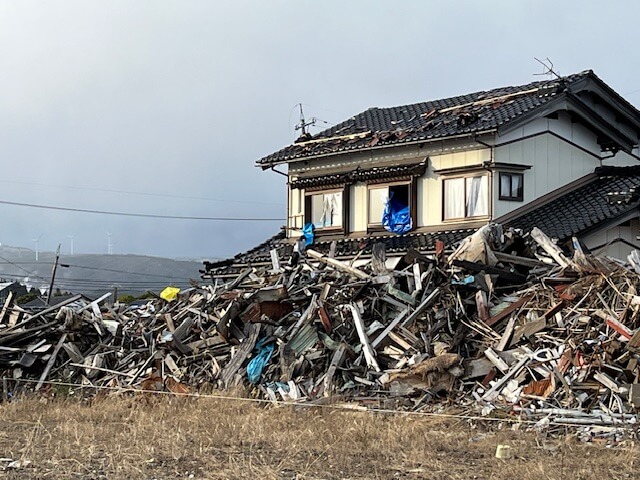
[314,192,343,227]
[466,176,488,217]
[444,178,465,219]
[368,187,389,224]
[511,174,522,198]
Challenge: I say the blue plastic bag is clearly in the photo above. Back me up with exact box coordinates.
[247,340,275,384]
[382,192,412,234]
[302,223,315,246]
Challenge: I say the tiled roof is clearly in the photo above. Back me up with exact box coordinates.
[201,228,475,278]
[290,161,427,190]
[258,71,594,166]
[506,166,640,242]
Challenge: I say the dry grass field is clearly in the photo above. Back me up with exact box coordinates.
[0,393,637,479]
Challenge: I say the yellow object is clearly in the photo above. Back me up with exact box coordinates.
[495,444,513,459]
[160,286,180,302]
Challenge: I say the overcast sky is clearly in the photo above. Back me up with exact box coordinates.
[0,1,639,259]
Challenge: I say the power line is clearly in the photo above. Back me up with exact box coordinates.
[0,255,49,282]
[0,199,284,221]
[0,179,284,207]
[0,261,194,280]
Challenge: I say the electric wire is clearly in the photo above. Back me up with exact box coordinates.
[0,199,284,221]
[0,179,284,207]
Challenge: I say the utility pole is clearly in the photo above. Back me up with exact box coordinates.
[46,244,61,306]
[68,235,74,256]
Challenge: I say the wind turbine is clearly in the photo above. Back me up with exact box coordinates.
[106,232,113,255]
[68,234,75,256]
[32,234,43,262]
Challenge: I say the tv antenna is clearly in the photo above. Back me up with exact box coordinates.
[295,103,317,138]
[534,57,561,79]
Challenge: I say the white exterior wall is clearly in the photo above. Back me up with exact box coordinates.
[582,218,640,260]
[493,112,639,218]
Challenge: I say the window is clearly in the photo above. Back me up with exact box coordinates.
[499,173,524,201]
[443,175,488,220]
[305,190,343,229]
[367,183,412,229]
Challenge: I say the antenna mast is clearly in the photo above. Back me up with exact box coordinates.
[295,103,317,139]
[534,57,561,79]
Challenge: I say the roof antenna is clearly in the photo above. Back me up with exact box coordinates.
[294,103,316,141]
[534,57,561,79]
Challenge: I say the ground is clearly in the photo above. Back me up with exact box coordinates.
[0,395,637,479]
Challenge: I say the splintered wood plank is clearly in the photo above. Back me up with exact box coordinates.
[35,333,68,391]
[530,227,572,269]
[485,294,533,327]
[348,303,380,372]
[323,343,347,397]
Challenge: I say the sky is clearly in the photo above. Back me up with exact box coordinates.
[0,1,639,259]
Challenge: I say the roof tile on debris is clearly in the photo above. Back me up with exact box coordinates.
[259,70,604,166]
[202,228,476,278]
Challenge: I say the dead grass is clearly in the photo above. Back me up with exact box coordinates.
[0,394,636,479]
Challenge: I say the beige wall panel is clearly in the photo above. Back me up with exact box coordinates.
[350,183,368,233]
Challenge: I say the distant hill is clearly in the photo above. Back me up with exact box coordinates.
[0,245,204,297]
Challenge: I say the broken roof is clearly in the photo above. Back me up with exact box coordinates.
[258,70,640,167]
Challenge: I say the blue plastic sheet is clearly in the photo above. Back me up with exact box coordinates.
[247,339,275,384]
[302,223,315,246]
[382,192,412,234]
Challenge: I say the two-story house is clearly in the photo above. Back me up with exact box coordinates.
[203,70,640,279]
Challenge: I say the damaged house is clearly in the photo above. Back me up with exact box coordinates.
[203,70,640,278]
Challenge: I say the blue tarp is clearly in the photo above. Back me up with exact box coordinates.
[247,339,275,384]
[382,192,412,234]
[302,223,315,246]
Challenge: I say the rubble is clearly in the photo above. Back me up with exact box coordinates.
[3,223,640,438]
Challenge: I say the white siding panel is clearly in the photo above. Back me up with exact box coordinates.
[583,218,640,260]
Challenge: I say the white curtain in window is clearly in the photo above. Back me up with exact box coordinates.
[313,192,342,227]
[466,176,488,217]
[511,174,522,197]
[500,174,510,198]
[368,187,389,224]
[444,178,465,219]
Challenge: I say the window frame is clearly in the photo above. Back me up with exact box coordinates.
[441,173,490,222]
[498,172,524,202]
[304,186,348,234]
[366,179,417,232]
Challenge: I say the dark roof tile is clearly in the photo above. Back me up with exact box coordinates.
[259,71,593,166]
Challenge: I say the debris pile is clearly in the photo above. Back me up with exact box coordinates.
[2,224,640,436]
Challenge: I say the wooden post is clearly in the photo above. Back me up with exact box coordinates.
[46,244,61,306]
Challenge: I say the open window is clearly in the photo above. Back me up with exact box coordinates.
[499,172,524,201]
[367,182,413,233]
[443,174,488,220]
[304,190,344,231]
